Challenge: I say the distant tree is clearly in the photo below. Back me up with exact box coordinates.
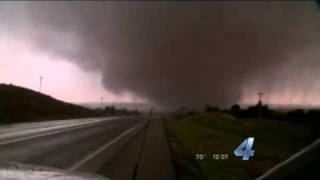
[230,104,241,116]
[177,107,187,113]
[104,106,116,115]
[187,110,199,116]
[173,107,190,118]
[119,108,129,114]
[306,109,320,135]
[204,104,220,113]
[132,109,140,115]
[286,109,305,122]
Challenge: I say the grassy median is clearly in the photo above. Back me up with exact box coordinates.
[163,113,314,180]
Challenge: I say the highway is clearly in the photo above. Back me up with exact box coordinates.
[0,116,147,179]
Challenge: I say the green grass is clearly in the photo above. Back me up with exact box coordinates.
[163,113,315,180]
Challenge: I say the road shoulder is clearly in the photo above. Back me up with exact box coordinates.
[136,118,176,180]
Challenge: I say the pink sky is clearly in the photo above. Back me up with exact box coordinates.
[0,35,136,103]
[1,34,320,106]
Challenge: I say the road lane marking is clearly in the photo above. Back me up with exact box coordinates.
[0,119,104,139]
[68,122,145,171]
[0,119,125,146]
[0,116,139,146]
[0,118,100,135]
[0,117,129,139]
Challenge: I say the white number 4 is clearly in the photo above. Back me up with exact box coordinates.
[233,137,255,160]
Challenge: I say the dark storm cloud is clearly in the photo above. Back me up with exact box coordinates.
[1,2,320,108]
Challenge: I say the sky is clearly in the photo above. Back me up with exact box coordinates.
[0,34,136,103]
[1,1,320,108]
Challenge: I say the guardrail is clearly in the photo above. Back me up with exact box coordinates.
[257,138,320,180]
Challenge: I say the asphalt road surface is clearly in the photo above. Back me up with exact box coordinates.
[0,116,147,179]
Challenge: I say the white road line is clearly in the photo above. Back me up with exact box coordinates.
[0,116,137,146]
[0,119,103,139]
[0,120,109,146]
[0,118,98,135]
[68,122,143,171]
[0,117,126,139]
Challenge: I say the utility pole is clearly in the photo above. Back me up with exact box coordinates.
[257,92,264,121]
[149,108,153,121]
[100,97,104,109]
[39,75,43,93]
